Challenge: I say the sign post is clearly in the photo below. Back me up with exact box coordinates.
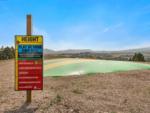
[15,15,43,104]
[26,15,32,103]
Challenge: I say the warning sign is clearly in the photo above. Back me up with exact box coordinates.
[15,35,43,90]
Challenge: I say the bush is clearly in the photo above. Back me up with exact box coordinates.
[0,46,15,60]
[130,52,145,62]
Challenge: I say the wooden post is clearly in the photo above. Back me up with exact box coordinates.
[26,15,32,103]
[27,15,32,35]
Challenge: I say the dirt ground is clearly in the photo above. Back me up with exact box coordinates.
[0,60,150,113]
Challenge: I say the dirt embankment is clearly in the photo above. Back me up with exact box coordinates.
[0,60,150,113]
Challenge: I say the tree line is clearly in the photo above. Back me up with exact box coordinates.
[45,52,146,62]
[0,46,15,60]
[0,46,146,62]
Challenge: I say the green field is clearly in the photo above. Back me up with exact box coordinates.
[44,58,150,76]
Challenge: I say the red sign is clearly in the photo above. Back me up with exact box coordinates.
[17,60,43,90]
[15,36,43,90]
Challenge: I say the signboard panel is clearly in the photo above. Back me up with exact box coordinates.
[15,35,43,90]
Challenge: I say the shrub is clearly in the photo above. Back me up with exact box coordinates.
[130,52,145,62]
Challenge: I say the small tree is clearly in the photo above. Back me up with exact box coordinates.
[130,52,145,62]
[0,46,15,60]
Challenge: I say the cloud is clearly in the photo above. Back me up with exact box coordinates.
[33,26,53,49]
[103,28,110,33]
[120,41,150,50]
[33,26,49,38]
[102,23,123,33]
[49,23,126,50]
[32,24,150,51]
[32,26,83,50]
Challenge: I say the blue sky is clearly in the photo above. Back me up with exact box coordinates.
[0,0,150,50]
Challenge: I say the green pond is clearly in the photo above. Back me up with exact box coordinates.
[44,58,150,76]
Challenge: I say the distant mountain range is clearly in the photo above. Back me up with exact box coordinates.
[44,47,150,54]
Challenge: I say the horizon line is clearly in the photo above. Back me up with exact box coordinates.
[0,45,150,51]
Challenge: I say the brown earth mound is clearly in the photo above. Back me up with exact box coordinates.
[0,60,150,113]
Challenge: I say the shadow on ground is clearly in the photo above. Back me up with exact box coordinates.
[4,103,38,113]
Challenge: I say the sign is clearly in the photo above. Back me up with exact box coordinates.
[15,35,43,90]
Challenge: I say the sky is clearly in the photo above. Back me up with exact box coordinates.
[0,0,150,50]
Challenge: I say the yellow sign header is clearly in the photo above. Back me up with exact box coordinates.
[16,35,43,44]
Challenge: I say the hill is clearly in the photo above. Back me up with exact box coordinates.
[44,47,150,54]
[44,47,150,61]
